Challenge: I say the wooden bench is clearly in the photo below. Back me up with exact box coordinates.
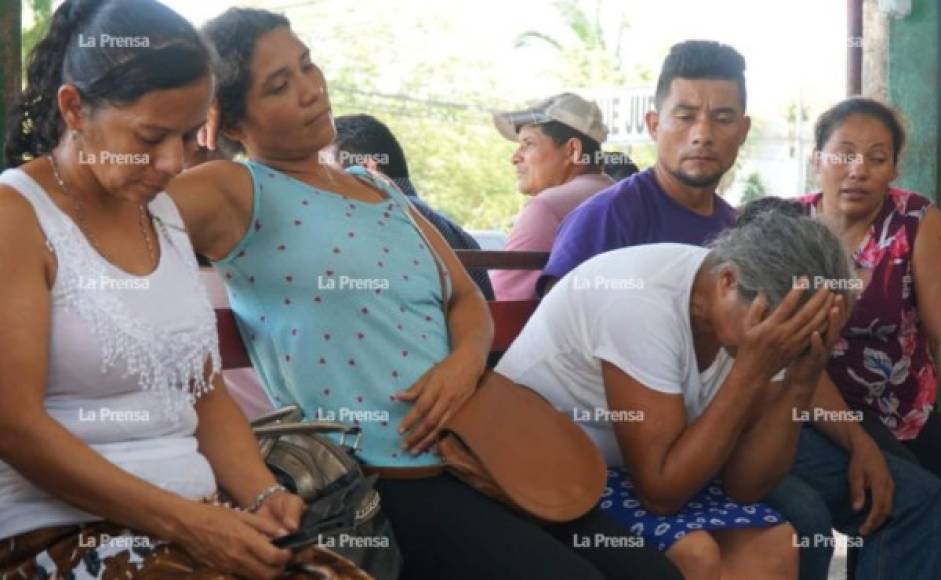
[216,251,549,370]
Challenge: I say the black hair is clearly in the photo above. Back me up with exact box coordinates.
[601,151,639,181]
[538,121,602,169]
[5,0,213,168]
[736,196,805,226]
[654,40,747,111]
[201,8,290,154]
[813,97,906,165]
[333,114,410,178]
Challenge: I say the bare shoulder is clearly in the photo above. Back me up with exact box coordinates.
[920,204,941,231]
[168,159,251,208]
[166,160,252,231]
[913,204,941,248]
[0,183,52,278]
[166,160,254,259]
[0,183,48,248]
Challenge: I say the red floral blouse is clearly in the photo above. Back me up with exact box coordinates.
[799,188,937,440]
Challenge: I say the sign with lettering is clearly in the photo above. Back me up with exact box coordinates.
[578,87,656,146]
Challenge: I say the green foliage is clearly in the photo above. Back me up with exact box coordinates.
[628,144,656,169]
[741,171,768,204]
[715,116,768,197]
[22,0,52,71]
[395,117,523,231]
[309,2,528,231]
[514,0,631,88]
[330,94,524,231]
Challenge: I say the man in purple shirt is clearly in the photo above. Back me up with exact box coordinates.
[537,170,738,294]
[537,39,748,296]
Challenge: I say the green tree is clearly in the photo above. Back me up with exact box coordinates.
[785,99,810,158]
[295,3,524,231]
[330,91,522,231]
[22,0,53,70]
[250,0,639,231]
[740,171,768,204]
[514,0,632,87]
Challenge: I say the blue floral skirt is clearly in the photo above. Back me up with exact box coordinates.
[600,468,786,551]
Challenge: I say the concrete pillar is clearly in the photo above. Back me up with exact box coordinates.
[887,0,939,200]
[863,0,890,101]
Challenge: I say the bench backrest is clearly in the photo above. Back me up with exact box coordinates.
[216,251,549,370]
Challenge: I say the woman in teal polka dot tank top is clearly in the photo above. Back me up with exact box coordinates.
[165,7,683,580]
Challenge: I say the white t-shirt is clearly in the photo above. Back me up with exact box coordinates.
[496,243,736,466]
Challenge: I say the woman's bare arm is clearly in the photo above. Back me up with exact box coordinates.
[604,285,834,513]
[165,160,254,261]
[602,360,765,515]
[396,203,494,453]
[413,205,493,373]
[194,372,279,508]
[913,207,941,373]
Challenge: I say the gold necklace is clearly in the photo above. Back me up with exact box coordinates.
[48,154,156,267]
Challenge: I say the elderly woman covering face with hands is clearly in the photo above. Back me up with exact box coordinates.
[497,210,853,580]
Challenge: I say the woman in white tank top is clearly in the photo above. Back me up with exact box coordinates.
[0,2,336,578]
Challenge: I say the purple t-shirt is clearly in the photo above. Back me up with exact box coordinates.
[538,168,737,294]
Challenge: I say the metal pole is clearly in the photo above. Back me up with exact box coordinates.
[848,0,864,95]
[796,87,805,193]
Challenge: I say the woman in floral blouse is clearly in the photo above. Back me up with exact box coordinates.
[800,97,941,477]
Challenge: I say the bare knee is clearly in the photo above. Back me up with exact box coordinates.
[761,524,799,577]
[666,531,721,580]
[717,524,798,580]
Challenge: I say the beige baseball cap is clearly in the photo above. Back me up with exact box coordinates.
[493,92,608,144]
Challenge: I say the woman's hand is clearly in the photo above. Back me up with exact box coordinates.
[173,501,292,579]
[736,283,835,384]
[847,433,894,535]
[784,293,847,391]
[196,101,221,151]
[396,346,485,454]
[255,490,306,534]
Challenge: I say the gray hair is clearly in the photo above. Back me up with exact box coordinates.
[708,210,857,310]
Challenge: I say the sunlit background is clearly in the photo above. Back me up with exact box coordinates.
[31,0,850,231]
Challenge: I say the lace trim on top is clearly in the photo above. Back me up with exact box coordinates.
[20,174,220,410]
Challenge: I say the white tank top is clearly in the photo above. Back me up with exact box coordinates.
[0,168,220,539]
